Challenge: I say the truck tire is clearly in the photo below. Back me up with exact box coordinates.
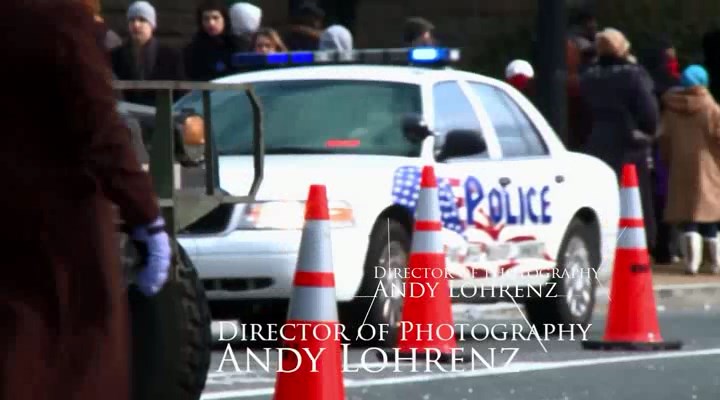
[124,237,212,400]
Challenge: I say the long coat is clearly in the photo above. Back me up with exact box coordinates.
[580,56,661,248]
[659,86,720,223]
[0,2,161,399]
[111,37,185,106]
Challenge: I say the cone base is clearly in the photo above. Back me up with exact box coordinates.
[375,348,467,364]
[582,339,683,351]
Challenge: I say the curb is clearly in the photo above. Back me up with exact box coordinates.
[654,283,720,299]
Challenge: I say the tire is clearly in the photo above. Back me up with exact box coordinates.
[525,219,599,333]
[124,237,212,400]
[341,219,410,345]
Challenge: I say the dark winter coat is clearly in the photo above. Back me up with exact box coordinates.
[184,32,243,81]
[111,37,185,106]
[0,1,161,399]
[579,56,660,176]
[280,24,321,50]
[580,55,660,249]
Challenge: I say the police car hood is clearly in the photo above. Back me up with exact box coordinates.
[217,154,419,201]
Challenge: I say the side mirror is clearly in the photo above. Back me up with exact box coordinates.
[436,129,487,162]
[402,113,432,143]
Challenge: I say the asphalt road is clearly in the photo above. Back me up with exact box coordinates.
[201,291,720,400]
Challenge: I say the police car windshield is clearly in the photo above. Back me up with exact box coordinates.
[174,79,423,157]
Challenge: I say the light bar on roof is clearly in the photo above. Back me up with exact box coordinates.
[231,47,461,69]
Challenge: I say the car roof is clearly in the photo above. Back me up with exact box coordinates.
[212,65,504,87]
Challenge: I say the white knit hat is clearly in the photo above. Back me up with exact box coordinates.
[127,1,157,29]
[229,2,262,36]
[505,59,534,79]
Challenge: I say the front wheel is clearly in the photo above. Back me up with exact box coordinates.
[123,237,212,400]
[525,219,598,332]
[341,220,410,345]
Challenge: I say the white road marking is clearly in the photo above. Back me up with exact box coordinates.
[200,347,720,399]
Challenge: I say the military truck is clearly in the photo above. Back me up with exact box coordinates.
[114,81,263,400]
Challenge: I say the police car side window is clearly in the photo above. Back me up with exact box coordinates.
[432,81,487,160]
[469,83,548,158]
[432,81,483,133]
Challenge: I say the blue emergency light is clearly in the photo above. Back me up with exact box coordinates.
[231,47,461,69]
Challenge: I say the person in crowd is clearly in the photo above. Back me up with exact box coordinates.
[253,27,288,54]
[280,2,325,50]
[580,28,660,251]
[703,25,720,100]
[81,0,122,53]
[111,1,185,105]
[184,0,243,81]
[566,36,594,151]
[229,2,261,52]
[1,1,170,398]
[638,36,683,264]
[403,16,436,46]
[659,65,720,275]
[505,59,534,93]
[567,8,598,71]
[319,24,353,51]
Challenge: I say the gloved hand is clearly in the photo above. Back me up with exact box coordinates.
[131,216,171,296]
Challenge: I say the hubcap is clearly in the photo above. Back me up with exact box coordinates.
[376,241,407,328]
[563,236,593,318]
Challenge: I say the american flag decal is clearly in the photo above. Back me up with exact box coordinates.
[392,166,465,234]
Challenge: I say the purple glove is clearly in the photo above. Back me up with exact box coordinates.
[131,216,171,296]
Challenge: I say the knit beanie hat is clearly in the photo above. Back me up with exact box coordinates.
[680,64,709,88]
[127,1,157,29]
[319,25,353,51]
[505,59,534,80]
[229,2,262,36]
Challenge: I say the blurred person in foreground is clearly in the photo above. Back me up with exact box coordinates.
[638,36,683,263]
[403,16,436,46]
[0,0,171,399]
[184,0,243,81]
[580,27,660,250]
[659,65,720,275]
[229,2,261,51]
[81,0,122,53]
[319,24,353,51]
[111,1,184,105]
[280,2,325,50]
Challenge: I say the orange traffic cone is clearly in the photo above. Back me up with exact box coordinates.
[385,165,462,363]
[582,164,682,351]
[273,185,346,400]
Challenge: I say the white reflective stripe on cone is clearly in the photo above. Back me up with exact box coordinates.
[416,187,440,221]
[287,286,339,322]
[620,187,644,219]
[618,227,648,249]
[411,230,444,253]
[296,220,333,273]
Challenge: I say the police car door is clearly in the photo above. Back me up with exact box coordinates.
[428,80,510,282]
[464,81,569,278]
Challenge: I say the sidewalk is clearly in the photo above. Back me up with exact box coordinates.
[652,262,720,298]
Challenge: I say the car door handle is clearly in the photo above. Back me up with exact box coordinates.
[499,177,511,187]
[555,175,565,183]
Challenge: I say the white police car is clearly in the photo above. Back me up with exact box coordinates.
[174,47,620,335]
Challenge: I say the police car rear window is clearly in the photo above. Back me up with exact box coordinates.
[174,80,423,157]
